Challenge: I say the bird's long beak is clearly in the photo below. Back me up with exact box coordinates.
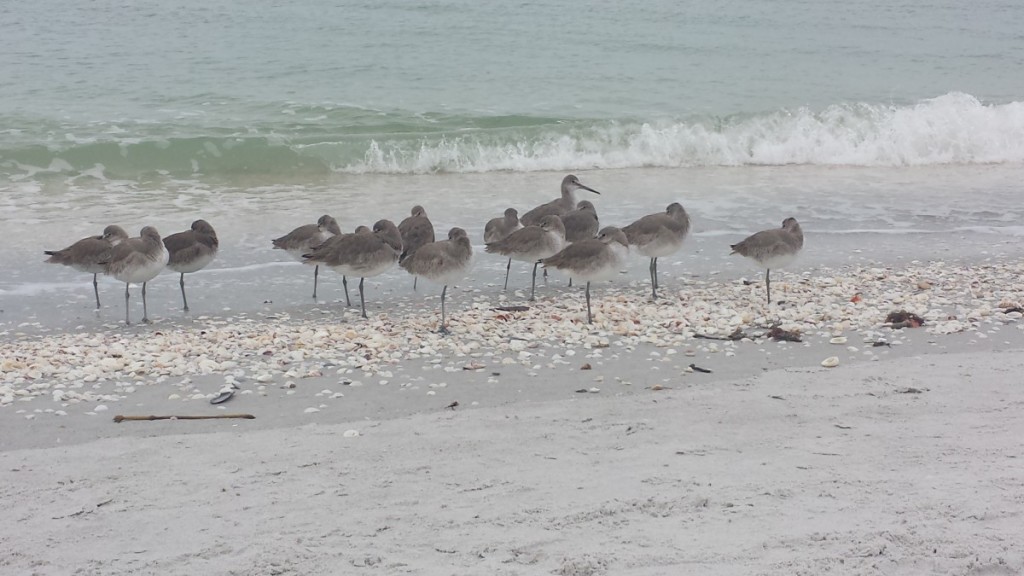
[576,183,601,195]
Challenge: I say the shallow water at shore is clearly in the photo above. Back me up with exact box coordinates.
[3,164,1023,332]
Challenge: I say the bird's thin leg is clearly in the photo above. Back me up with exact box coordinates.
[568,277,573,288]
[124,283,131,325]
[313,265,319,299]
[649,258,658,300]
[179,273,190,312]
[503,258,512,290]
[530,261,539,301]
[438,285,450,335]
[414,276,418,291]
[343,276,351,307]
[586,281,593,324]
[93,273,101,309]
[654,257,659,290]
[359,277,367,319]
[766,269,772,305]
[141,282,151,324]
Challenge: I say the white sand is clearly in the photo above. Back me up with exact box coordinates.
[2,347,1023,575]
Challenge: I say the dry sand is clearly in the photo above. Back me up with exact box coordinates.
[2,347,1023,575]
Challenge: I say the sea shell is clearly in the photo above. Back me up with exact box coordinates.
[829,337,847,345]
[821,356,840,368]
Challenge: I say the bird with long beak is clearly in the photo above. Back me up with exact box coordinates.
[520,174,601,226]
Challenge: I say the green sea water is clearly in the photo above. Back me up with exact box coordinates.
[2,0,1023,179]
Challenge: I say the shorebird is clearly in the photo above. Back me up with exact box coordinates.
[102,226,169,325]
[560,200,600,287]
[483,208,522,290]
[272,214,342,299]
[397,205,435,291]
[622,202,691,299]
[44,225,129,309]
[302,219,403,319]
[484,214,565,301]
[730,217,804,304]
[543,227,629,324]
[561,201,600,243]
[163,220,219,312]
[400,227,473,333]
[520,175,600,226]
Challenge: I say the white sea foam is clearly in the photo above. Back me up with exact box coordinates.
[344,93,1024,173]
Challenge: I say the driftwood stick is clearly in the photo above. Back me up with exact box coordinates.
[113,414,255,423]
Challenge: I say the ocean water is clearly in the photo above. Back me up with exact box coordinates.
[2,0,1023,329]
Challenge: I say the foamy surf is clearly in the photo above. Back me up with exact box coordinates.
[2,93,1022,180]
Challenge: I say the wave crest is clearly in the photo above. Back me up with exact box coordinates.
[2,92,1021,178]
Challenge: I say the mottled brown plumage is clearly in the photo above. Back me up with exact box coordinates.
[398,205,436,290]
[730,217,804,304]
[622,202,691,299]
[543,227,629,323]
[485,215,565,301]
[400,227,473,332]
[44,225,129,309]
[483,208,523,289]
[303,220,402,318]
[272,215,342,299]
[163,220,219,312]
[102,226,169,325]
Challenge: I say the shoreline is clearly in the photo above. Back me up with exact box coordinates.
[2,259,1022,450]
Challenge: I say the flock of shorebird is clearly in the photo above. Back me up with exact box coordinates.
[43,174,804,329]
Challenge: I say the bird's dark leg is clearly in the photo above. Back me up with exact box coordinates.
[312,264,319,299]
[649,258,658,300]
[179,272,190,312]
[766,269,772,305]
[343,276,351,307]
[530,261,539,301]
[438,285,450,335]
[359,277,367,319]
[141,281,151,324]
[93,273,101,309]
[586,281,593,324]
[503,258,512,290]
[124,283,131,325]
[414,276,418,291]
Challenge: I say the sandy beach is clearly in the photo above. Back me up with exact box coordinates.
[2,255,1024,575]
[2,345,1022,575]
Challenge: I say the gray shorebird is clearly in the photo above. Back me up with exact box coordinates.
[483,208,522,290]
[397,205,436,291]
[102,226,169,325]
[163,220,219,312]
[622,202,691,299]
[520,175,600,226]
[561,200,600,243]
[400,227,473,333]
[44,225,129,309]
[560,200,600,287]
[484,214,565,301]
[730,217,804,304]
[543,226,629,324]
[272,214,342,299]
[303,219,403,319]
